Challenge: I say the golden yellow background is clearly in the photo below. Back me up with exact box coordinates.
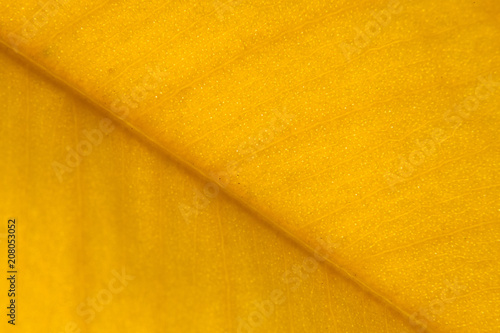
[0,0,499,332]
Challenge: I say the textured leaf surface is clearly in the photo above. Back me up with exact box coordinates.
[1,1,499,332]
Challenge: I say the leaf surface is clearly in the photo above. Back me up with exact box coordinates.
[0,0,499,332]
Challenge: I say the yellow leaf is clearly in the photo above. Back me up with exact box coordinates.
[1,0,499,332]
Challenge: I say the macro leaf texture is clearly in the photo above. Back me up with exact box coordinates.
[0,0,499,332]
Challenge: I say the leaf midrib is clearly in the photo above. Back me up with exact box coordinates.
[0,38,434,333]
